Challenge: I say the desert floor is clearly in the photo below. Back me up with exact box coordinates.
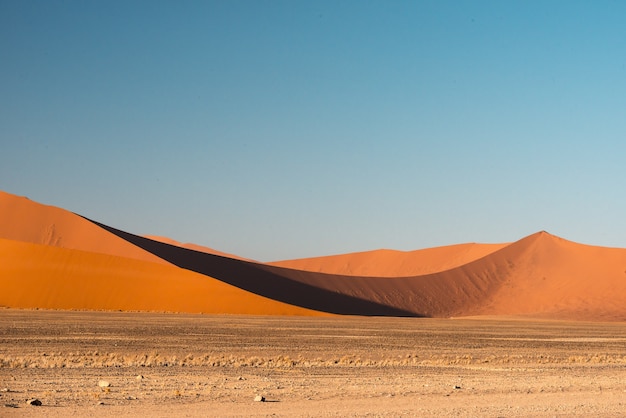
[1,310,626,417]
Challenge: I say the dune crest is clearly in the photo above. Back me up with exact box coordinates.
[0,191,167,264]
[144,235,252,261]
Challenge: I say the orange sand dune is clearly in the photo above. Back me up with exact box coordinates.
[144,235,252,261]
[475,232,626,321]
[267,232,626,320]
[0,191,167,264]
[290,231,626,321]
[0,237,326,316]
[3,190,626,321]
[89,219,419,316]
[96,221,626,321]
[269,243,507,277]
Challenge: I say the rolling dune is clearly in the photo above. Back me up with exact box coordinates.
[88,220,626,320]
[86,219,419,317]
[2,190,626,321]
[269,243,507,277]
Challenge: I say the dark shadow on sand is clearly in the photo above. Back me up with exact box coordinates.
[83,217,420,317]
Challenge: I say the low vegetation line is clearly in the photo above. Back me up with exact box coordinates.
[2,352,626,369]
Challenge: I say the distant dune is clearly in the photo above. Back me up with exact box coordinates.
[269,243,507,277]
[144,235,252,261]
[1,190,626,321]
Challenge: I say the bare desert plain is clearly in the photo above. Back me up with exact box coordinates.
[2,309,626,417]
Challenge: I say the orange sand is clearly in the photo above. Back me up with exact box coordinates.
[269,243,507,277]
[0,237,326,316]
[0,191,166,264]
[2,190,626,321]
[475,232,626,321]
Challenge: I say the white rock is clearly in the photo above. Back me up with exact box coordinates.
[254,395,266,402]
[98,380,111,388]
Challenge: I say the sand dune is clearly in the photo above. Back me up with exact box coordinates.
[269,243,507,277]
[475,232,626,321]
[2,190,626,321]
[0,237,325,316]
[90,220,626,320]
[88,219,417,317]
[0,191,166,264]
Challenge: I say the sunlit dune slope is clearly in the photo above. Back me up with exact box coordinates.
[0,191,166,264]
[475,232,626,321]
[144,235,252,261]
[0,237,326,316]
[269,243,507,277]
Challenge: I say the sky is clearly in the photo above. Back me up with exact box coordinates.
[2,0,626,261]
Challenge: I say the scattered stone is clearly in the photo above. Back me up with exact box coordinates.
[453,385,462,390]
[0,388,9,393]
[27,399,42,406]
[136,375,144,381]
[98,380,111,388]
[254,395,266,402]
[237,376,245,381]
[97,401,105,406]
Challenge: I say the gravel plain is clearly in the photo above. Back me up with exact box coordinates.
[2,309,626,417]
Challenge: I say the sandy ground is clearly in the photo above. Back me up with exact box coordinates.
[2,310,626,417]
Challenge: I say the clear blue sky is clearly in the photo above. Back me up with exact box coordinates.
[2,1,626,261]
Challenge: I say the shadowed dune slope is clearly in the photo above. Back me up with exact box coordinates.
[86,219,516,317]
[269,243,507,277]
[0,191,167,264]
[88,220,626,320]
[86,219,420,317]
[0,237,327,316]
